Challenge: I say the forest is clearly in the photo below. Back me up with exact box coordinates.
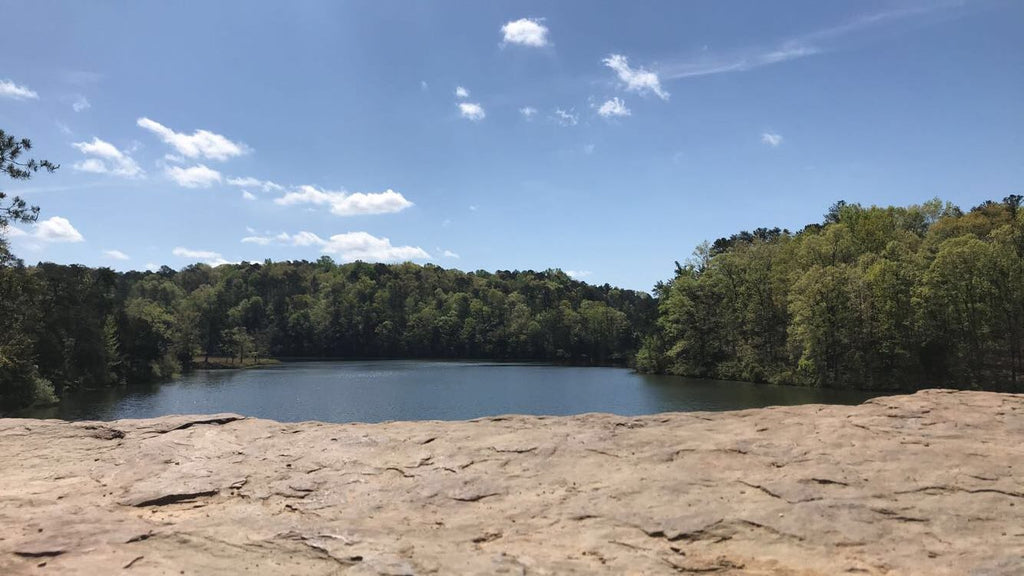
[0,258,657,410]
[636,196,1024,392]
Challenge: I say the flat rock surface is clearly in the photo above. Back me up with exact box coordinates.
[1,390,1022,575]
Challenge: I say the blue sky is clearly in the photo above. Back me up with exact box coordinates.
[1,0,1021,291]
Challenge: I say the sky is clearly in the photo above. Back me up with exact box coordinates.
[0,0,1021,291]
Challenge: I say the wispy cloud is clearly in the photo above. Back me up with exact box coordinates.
[553,108,578,127]
[596,97,631,118]
[165,164,222,188]
[660,4,959,80]
[103,249,130,261]
[603,55,669,100]
[137,117,249,161]
[761,132,783,147]
[72,137,144,178]
[519,106,538,120]
[0,79,38,100]
[172,246,231,266]
[72,95,91,112]
[455,86,469,99]
[227,176,283,192]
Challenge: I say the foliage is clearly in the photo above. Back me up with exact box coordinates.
[0,129,57,230]
[640,196,1024,391]
[0,259,656,410]
[0,130,57,409]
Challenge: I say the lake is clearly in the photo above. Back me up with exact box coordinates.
[19,360,883,422]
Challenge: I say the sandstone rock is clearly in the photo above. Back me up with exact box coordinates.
[1,391,1022,574]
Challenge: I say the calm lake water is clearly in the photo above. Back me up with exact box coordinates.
[16,358,884,422]
[20,360,883,423]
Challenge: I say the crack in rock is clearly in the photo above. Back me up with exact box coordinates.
[121,489,219,507]
[164,416,245,433]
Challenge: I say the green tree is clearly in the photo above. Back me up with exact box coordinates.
[0,129,58,410]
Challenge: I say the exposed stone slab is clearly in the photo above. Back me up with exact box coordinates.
[1,390,1022,575]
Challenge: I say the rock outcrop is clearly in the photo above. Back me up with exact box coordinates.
[1,390,1022,575]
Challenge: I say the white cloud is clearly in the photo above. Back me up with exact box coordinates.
[469,205,478,211]
[553,108,578,127]
[73,158,107,174]
[172,246,231,266]
[145,263,159,272]
[240,231,319,247]
[165,164,222,188]
[566,270,592,279]
[103,249,130,260]
[288,231,323,246]
[239,230,429,262]
[596,97,631,118]
[458,102,486,121]
[34,217,85,243]
[455,86,469,98]
[442,249,460,259]
[501,18,550,47]
[172,247,220,259]
[761,132,783,147]
[321,232,430,262]
[241,190,256,200]
[519,106,538,120]
[72,95,90,112]
[0,79,38,100]
[420,80,429,91]
[136,117,248,161]
[273,185,413,216]
[72,138,121,158]
[603,54,669,100]
[241,234,272,245]
[226,176,283,192]
[71,137,144,178]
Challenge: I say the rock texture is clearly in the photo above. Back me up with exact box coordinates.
[1,390,1022,575]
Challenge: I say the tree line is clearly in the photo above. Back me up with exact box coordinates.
[637,196,1024,392]
[0,259,657,409]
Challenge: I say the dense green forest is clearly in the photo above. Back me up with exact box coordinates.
[637,196,1024,392]
[0,259,656,409]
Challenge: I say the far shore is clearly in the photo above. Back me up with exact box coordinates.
[191,357,281,370]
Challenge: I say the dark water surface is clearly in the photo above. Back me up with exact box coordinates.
[20,360,884,423]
